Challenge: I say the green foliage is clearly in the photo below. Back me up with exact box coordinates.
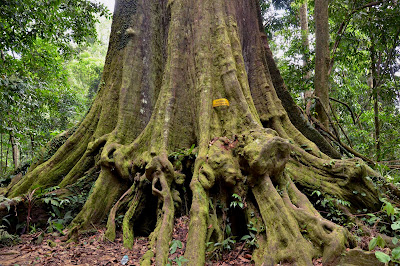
[310,190,350,224]
[167,240,188,266]
[368,238,400,263]
[168,144,197,169]
[214,236,236,251]
[368,235,386,250]
[266,0,400,162]
[167,256,189,266]
[366,196,400,263]
[230,194,244,209]
[0,1,111,175]
[240,222,259,249]
[375,251,391,263]
[392,247,400,261]
[0,0,110,56]
[0,225,19,247]
[169,239,183,254]
[30,184,90,233]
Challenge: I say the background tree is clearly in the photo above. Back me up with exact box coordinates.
[1,0,398,265]
[0,0,110,174]
[314,0,330,128]
[267,0,400,165]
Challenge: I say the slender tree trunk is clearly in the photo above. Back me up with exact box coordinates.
[10,132,20,169]
[314,0,330,128]
[370,41,381,161]
[299,1,314,116]
[29,133,35,159]
[5,136,9,172]
[299,1,311,79]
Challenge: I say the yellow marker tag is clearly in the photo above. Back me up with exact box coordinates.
[212,98,230,107]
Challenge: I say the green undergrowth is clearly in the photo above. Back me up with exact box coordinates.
[206,193,260,262]
[0,225,20,247]
[302,166,400,264]
[0,166,98,241]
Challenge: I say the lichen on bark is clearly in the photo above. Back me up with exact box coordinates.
[2,0,386,265]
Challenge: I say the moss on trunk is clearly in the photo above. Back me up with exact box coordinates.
[2,0,387,265]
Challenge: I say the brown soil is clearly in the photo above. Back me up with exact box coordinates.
[0,216,323,265]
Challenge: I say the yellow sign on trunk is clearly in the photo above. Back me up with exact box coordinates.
[212,98,230,107]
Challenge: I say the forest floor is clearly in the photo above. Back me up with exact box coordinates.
[0,216,323,266]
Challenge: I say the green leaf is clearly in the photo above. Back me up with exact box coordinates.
[240,235,251,241]
[377,235,386,248]
[369,237,378,251]
[177,240,182,249]
[225,224,231,236]
[311,190,321,197]
[206,241,214,247]
[169,240,183,254]
[375,251,390,263]
[52,222,64,233]
[383,202,395,216]
[232,194,241,201]
[391,222,400,230]
[170,242,178,254]
[392,246,400,260]
[392,237,399,245]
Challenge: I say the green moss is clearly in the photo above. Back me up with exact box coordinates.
[122,196,139,249]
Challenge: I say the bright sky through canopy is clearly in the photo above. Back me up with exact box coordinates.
[96,0,115,12]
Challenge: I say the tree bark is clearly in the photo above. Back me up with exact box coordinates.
[314,0,330,128]
[10,133,20,169]
[3,0,383,265]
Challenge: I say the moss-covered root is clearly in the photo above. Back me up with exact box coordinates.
[140,155,175,266]
[68,168,126,234]
[287,147,381,212]
[252,175,315,265]
[104,184,135,242]
[122,185,144,249]
[184,172,210,265]
[284,180,349,264]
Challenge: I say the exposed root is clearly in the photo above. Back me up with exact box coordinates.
[284,179,350,264]
[287,146,380,211]
[185,177,209,265]
[252,175,315,265]
[68,168,127,234]
[104,184,135,242]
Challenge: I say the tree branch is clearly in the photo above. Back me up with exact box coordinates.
[311,115,375,164]
[329,97,357,125]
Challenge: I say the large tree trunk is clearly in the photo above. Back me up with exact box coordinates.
[4,0,382,265]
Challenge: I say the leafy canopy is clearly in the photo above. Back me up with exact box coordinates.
[0,0,110,56]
